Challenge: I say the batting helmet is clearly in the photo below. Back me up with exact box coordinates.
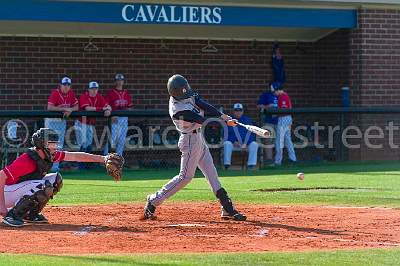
[167,74,194,100]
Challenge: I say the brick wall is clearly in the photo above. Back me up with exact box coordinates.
[314,30,350,107]
[0,36,348,119]
[7,18,400,162]
[349,8,400,107]
[346,8,400,160]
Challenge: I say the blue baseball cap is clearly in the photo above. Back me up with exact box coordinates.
[270,81,282,92]
[61,77,71,85]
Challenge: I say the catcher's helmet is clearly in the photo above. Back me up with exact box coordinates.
[167,74,194,100]
[31,128,59,150]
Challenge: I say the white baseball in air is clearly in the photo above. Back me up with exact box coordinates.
[297,172,305,180]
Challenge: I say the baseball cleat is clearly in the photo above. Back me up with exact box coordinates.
[221,208,247,221]
[24,213,49,224]
[2,216,24,227]
[143,201,156,220]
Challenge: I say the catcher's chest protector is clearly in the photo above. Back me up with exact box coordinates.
[19,149,53,183]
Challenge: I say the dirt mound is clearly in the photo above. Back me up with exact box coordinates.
[0,203,399,254]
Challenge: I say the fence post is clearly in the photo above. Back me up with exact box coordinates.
[339,112,345,161]
[107,116,112,154]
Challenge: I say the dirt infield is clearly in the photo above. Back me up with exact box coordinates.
[0,203,399,254]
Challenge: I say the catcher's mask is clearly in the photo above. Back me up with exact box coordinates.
[167,74,195,100]
[31,128,59,161]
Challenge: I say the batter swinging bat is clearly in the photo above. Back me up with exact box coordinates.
[235,121,271,138]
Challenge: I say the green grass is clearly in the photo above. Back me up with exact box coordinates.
[0,248,399,266]
[3,161,400,265]
[53,161,400,207]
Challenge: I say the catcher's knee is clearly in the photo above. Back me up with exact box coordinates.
[11,181,54,219]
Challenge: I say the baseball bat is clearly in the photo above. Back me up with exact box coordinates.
[235,122,271,138]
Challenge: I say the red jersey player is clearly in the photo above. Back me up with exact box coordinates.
[271,82,297,166]
[45,76,78,171]
[0,128,116,227]
[74,81,111,155]
[104,74,133,155]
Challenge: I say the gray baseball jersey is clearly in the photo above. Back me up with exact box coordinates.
[147,96,222,207]
[169,96,204,134]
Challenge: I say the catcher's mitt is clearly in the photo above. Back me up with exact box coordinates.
[104,153,124,181]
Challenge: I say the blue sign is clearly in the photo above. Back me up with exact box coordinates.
[0,1,357,28]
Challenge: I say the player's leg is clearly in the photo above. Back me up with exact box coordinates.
[247,141,259,168]
[144,134,202,219]
[108,118,119,153]
[116,117,128,156]
[283,117,297,162]
[74,120,84,150]
[223,141,233,168]
[197,139,246,221]
[274,119,284,165]
[45,119,66,171]
[88,125,95,152]
[24,173,63,223]
[3,173,63,227]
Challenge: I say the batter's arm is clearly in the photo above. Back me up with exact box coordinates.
[0,171,8,216]
[63,151,105,163]
[173,110,207,124]
[194,96,223,117]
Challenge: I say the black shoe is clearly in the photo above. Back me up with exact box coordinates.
[24,213,48,224]
[224,165,230,170]
[143,201,156,220]
[3,212,24,227]
[221,208,247,221]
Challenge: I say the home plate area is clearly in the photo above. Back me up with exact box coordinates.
[0,203,398,254]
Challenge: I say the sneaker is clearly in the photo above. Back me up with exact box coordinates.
[224,165,230,170]
[221,208,247,221]
[143,201,156,220]
[3,215,24,227]
[247,165,257,171]
[24,213,48,224]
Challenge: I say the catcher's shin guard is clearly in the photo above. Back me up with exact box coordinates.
[216,188,247,221]
[53,173,63,196]
[24,180,54,223]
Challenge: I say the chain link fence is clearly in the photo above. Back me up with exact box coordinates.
[1,108,400,171]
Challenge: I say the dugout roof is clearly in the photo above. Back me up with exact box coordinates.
[0,0,398,41]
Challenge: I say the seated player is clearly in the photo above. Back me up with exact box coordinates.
[0,128,123,227]
[223,103,259,170]
[143,74,246,221]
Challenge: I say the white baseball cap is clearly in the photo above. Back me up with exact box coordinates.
[233,103,243,110]
[61,77,71,85]
[115,73,125,80]
[88,81,99,89]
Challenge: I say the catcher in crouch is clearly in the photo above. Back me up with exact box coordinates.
[0,128,124,227]
[144,74,246,221]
